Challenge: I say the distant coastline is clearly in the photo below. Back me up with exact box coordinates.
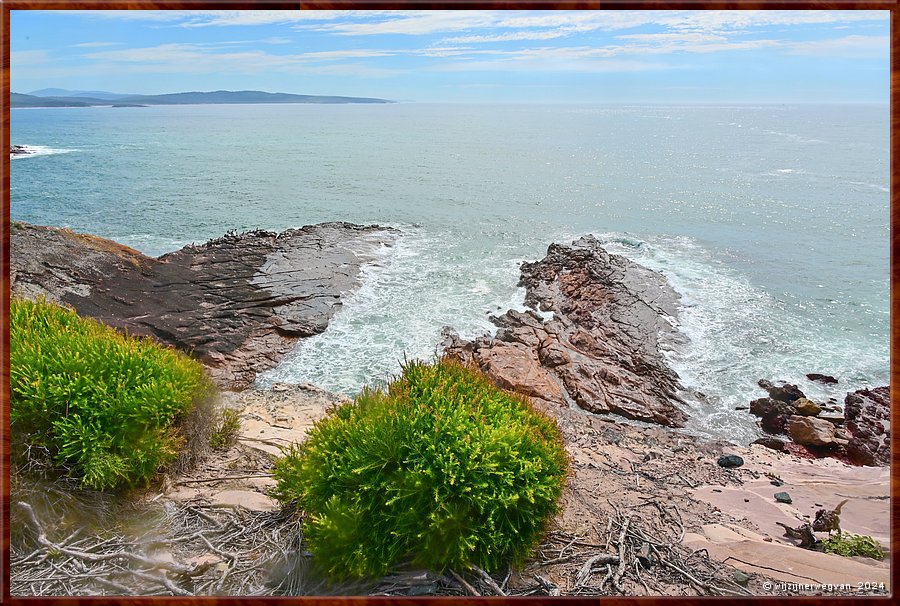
[11,89,394,108]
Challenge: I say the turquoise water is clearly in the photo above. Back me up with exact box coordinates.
[10,103,889,444]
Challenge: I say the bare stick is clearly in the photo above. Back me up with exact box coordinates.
[533,574,560,596]
[575,554,620,588]
[469,563,506,596]
[613,515,631,591]
[449,569,480,596]
[177,474,273,485]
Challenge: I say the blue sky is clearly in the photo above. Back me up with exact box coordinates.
[10,10,890,103]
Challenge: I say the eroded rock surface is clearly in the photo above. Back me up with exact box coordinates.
[443,235,687,426]
[844,386,890,467]
[11,221,398,389]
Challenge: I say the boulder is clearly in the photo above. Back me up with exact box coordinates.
[793,397,823,417]
[758,379,805,403]
[844,386,890,466]
[788,415,839,447]
[749,397,795,434]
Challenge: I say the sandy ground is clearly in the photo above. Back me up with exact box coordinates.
[161,385,891,597]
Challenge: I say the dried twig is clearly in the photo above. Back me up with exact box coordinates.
[449,569,480,596]
[469,563,506,596]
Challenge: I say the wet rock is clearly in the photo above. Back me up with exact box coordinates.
[793,398,823,417]
[717,455,744,468]
[774,492,793,504]
[844,386,890,467]
[443,235,687,427]
[11,222,398,389]
[788,415,839,447]
[749,397,795,434]
[806,373,838,384]
[758,379,805,403]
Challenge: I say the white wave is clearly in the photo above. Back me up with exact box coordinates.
[846,180,889,193]
[257,228,526,394]
[10,144,78,159]
[762,129,825,144]
[598,233,888,445]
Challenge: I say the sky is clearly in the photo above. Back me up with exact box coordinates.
[9,10,890,104]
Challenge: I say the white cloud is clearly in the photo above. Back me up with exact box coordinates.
[81,43,405,77]
[72,41,120,48]
[786,34,888,58]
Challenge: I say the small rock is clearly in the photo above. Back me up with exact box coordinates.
[770,478,784,487]
[806,373,838,384]
[734,405,749,411]
[763,537,773,542]
[717,454,745,468]
[732,570,751,586]
[744,498,750,503]
[774,492,792,504]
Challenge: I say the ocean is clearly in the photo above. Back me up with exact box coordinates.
[10,103,889,445]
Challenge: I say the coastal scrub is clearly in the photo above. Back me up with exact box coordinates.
[10,298,214,490]
[272,358,568,580]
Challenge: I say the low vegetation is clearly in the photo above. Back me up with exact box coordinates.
[272,358,569,580]
[10,298,215,490]
[209,408,242,450]
[821,533,885,560]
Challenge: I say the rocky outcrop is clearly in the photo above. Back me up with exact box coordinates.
[11,222,398,389]
[443,235,687,427]
[844,386,890,466]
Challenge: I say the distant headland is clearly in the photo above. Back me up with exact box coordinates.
[11,88,394,107]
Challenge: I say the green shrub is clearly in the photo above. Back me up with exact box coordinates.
[272,358,568,580]
[210,408,242,450]
[10,298,214,490]
[822,533,885,560]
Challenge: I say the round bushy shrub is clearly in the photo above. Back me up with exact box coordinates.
[272,358,569,579]
[10,298,214,490]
